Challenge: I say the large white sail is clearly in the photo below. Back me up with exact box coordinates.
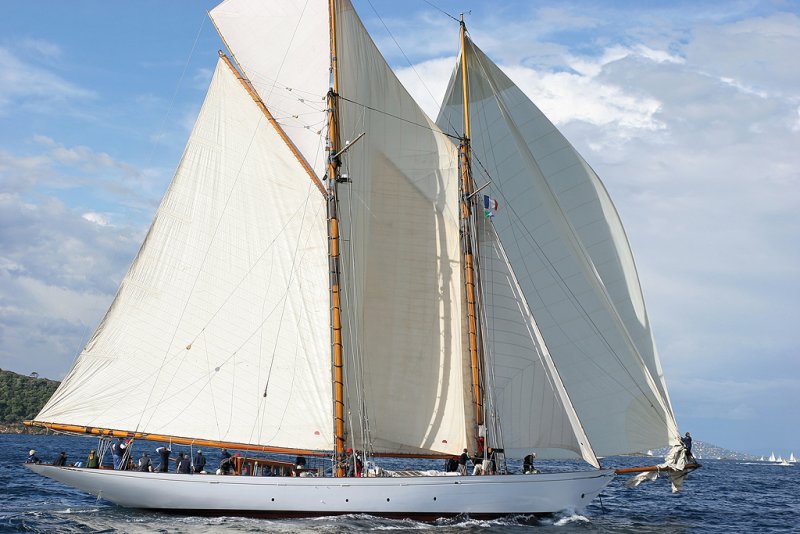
[438,38,679,456]
[35,59,333,451]
[334,1,470,456]
[479,219,597,466]
[210,0,329,177]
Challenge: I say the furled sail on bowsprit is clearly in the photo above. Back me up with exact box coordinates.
[437,37,680,457]
[34,58,333,451]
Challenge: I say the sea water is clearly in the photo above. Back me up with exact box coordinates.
[1,434,797,533]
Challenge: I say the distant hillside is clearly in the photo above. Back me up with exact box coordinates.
[0,368,59,426]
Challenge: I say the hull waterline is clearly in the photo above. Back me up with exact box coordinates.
[25,464,615,519]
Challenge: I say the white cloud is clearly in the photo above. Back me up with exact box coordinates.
[0,47,95,114]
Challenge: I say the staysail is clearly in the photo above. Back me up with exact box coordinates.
[333,1,470,456]
[208,0,471,456]
[478,218,598,466]
[438,37,680,456]
[34,59,333,451]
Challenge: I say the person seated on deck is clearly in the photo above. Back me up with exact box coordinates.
[218,448,232,475]
[52,451,68,466]
[138,452,152,472]
[295,455,306,470]
[523,452,539,474]
[26,449,41,464]
[445,456,459,472]
[86,449,99,469]
[155,446,171,472]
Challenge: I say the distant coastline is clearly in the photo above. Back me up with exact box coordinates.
[0,422,49,435]
[0,369,60,433]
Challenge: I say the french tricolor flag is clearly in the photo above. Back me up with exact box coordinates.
[483,195,499,217]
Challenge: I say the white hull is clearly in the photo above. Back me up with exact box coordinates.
[25,464,614,519]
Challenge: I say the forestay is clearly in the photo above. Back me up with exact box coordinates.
[437,37,679,456]
[334,1,470,456]
[35,59,333,451]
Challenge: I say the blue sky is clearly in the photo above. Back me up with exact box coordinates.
[1,1,798,457]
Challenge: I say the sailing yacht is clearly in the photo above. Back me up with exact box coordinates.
[24,0,691,518]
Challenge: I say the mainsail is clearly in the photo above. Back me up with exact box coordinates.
[437,37,680,457]
[35,58,333,451]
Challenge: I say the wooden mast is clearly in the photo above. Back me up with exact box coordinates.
[459,16,484,433]
[328,0,346,477]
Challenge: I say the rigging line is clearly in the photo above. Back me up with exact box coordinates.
[497,184,669,427]
[263,0,311,105]
[491,222,599,466]
[339,115,371,455]
[472,211,502,450]
[137,109,270,433]
[365,0,449,119]
[202,330,223,441]
[255,182,321,445]
[421,0,461,23]
[338,94,459,140]
[145,11,207,167]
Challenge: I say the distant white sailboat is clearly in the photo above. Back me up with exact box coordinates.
[789,453,797,463]
[769,452,777,462]
[759,456,765,461]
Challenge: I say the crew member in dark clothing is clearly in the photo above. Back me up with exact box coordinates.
[52,451,68,466]
[176,452,192,474]
[138,452,152,472]
[219,448,232,474]
[111,437,128,470]
[523,452,538,474]
[155,446,171,472]
[681,432,693,456]
[345,448,362,477]
[193,450,206,473]
[445,456,459,472]
[26,449,41,464]
[458,449,469,475]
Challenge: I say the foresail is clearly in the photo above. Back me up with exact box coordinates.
[334,1,469,456]
[35,59,332,451]
[210,0,329,177]
[438,38,679,456]
[479,219,598,466]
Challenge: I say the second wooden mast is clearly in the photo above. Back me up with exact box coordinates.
[459,17,486,439]
[328,0,346,477]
